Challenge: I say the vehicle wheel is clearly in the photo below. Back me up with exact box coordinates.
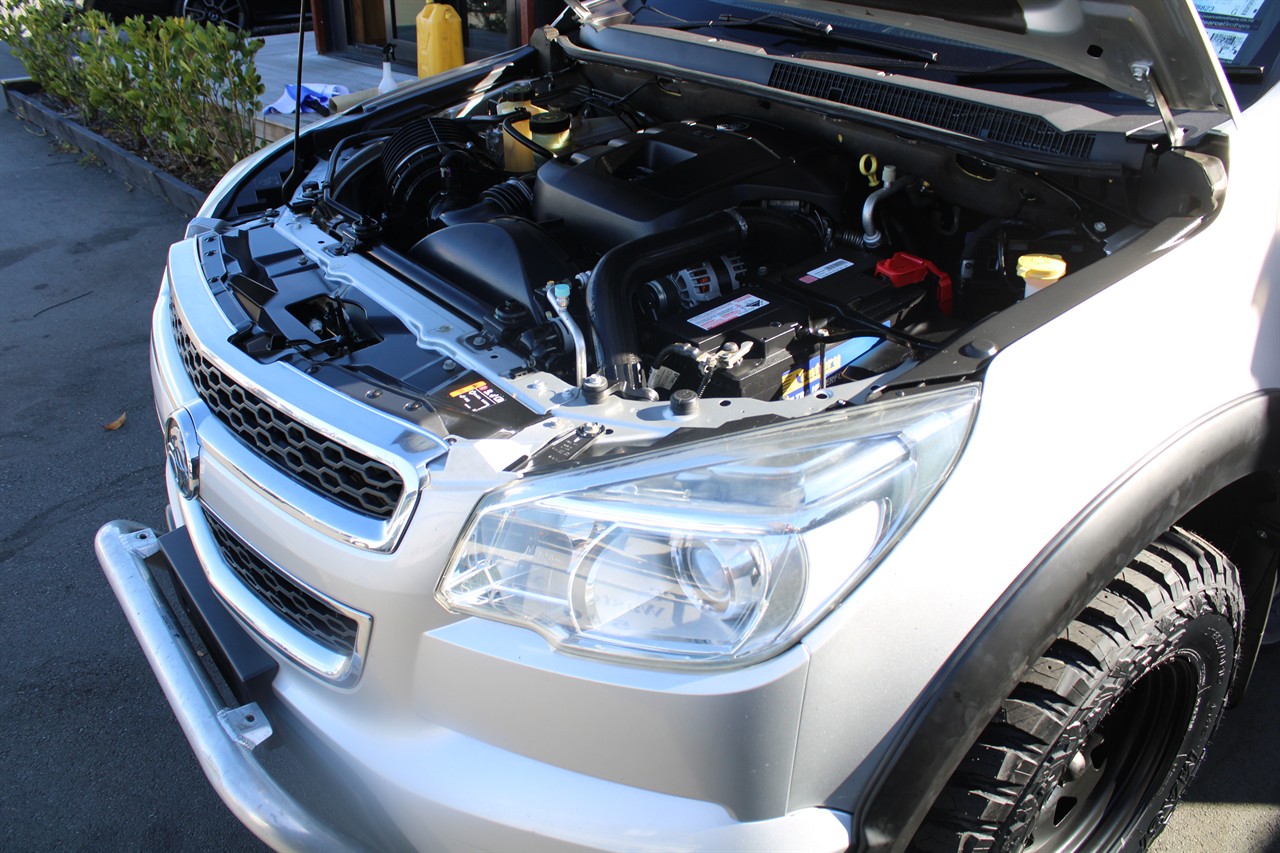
[910,527,1243,853]
[177,0,249,29]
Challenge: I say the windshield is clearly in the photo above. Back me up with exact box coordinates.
[1198,1,1277,65]
[1196,0,1280,104]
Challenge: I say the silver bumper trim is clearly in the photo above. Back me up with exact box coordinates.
[95,519,358,853]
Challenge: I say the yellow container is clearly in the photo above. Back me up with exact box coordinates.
[416,1,464,79]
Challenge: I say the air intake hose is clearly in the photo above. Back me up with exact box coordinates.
[585,208,821,394]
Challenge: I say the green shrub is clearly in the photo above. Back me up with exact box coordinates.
[77,9,145,141]
[0,0,89,115]
[0,0,264,175]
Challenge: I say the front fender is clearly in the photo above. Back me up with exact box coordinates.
[855,388,1280,853]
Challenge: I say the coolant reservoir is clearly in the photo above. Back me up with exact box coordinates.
[497,83,544,172]
[1017,253,1067,298]
[416,0,463,78]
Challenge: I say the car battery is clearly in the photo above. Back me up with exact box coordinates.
[651,286,811,399]
[781,249,925,324]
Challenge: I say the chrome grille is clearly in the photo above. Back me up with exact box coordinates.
[171,308,403,519]
[204,511,359,655]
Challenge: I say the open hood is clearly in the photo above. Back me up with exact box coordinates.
[573,0,1239,120]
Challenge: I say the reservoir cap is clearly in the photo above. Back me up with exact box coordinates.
[1016,253,1067,284]
[530,111,571,134]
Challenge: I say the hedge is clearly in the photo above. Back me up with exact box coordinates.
[1,0,264,175]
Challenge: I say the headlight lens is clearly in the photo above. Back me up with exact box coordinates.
[438,385,979,666]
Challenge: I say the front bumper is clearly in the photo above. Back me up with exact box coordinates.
[94,520,358,851]
[96,517,854,852]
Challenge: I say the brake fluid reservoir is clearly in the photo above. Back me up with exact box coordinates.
[1017,254,1067,298]
[530,111,572,163]
[497,83,544,172]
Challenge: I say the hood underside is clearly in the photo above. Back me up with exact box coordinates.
[581,0,1237,117]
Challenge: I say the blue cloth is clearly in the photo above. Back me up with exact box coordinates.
[263,84,350,116]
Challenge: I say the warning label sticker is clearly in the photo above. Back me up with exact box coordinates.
[447,379,507,413]
[649,365,681,391]
[688,294,769,331]
[799,258,854,284]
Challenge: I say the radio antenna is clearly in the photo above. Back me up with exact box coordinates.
[282,0,308,192]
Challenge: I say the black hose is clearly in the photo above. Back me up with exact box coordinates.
[585,208,821,393]
[501,111,562,165]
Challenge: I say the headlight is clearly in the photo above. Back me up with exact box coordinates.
[438,385,979,667]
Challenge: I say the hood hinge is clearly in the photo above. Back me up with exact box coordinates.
[1131,63,1185,148]
[564,0,632,28]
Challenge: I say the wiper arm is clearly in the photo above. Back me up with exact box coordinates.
[664,12,937,64]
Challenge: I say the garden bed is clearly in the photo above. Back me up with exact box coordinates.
[1,1,265,217]
[4,78,208,216]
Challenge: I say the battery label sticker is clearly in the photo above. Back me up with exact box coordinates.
[447,379,507,412]
[799,258,854,283]
[688,294,769,331]
[780,337,880,399]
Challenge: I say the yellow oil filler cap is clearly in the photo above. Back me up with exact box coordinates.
[417,0,464,78]
[1017,254,1067,298]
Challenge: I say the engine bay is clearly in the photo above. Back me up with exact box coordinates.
[197,53,1225,464]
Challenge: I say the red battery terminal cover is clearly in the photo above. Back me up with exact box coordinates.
[875,252,953,315]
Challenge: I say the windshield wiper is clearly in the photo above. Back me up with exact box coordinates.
[957,62,1265,88]
[1224,64,1266,83]
[955,65,1107,87]
[661,12,938,64]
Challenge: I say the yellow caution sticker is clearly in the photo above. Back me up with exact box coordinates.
[449,380,488,398]
[447,379,507,413]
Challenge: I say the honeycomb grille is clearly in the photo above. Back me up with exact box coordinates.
[205,511,359,655]
[171,309,403,519]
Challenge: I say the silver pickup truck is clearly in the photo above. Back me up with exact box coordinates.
[98,1,1280,850]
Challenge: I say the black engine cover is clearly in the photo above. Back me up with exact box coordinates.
[533,118,846,251]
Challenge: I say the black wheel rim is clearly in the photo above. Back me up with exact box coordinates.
[1025,654,1200,852]
[183,0,246,28]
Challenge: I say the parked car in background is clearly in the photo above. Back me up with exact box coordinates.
[97,1,1280,850]
[81,0,301,29]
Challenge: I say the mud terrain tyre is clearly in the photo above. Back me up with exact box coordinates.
[911,528,1243,853]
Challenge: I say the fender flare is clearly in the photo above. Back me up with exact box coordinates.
[854,389,1280,853]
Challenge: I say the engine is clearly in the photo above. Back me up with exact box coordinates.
[299,76,1115,405]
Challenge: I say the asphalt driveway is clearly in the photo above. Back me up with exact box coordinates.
[0,46,1276,852]
[0,90,264,852]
